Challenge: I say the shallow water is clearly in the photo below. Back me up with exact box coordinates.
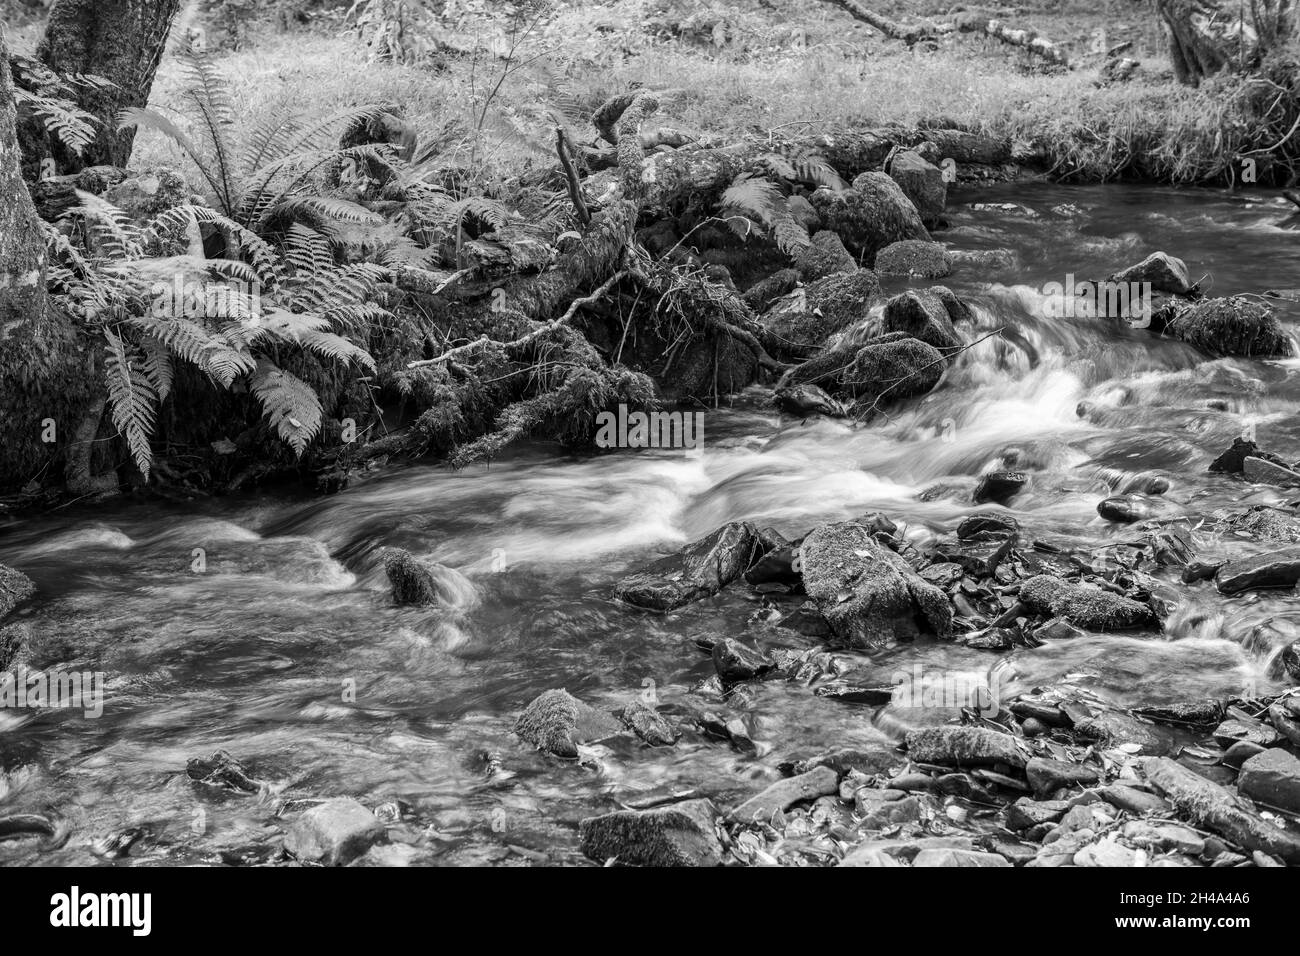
[2,183,1299,865]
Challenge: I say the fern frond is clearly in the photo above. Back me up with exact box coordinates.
[249,359,323,457]
[104,328,157,478]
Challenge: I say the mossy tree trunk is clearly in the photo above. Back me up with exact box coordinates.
[1158,0,1296,84]
[24,0,182,174]
[1,25,102,496]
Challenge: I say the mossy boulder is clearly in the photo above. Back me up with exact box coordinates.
[1018,574,1155,630]
[0,564,35,622]
[759,269,882,361]
[875,240,952,278]
[886,149,946,227]
[579,798,723,866]
[1167,296,1292,358]
[844,336,945,405]
[613,520,769,612]
[881,289,963,351]
[810,172,930,262]
[515,689,622,758]
[794,230,858,280]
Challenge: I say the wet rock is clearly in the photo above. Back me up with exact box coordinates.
[0,564,35,622]
[618,701,680,747]
[759,270,883,361]
[874,240,951,278]
[1218,506,1300,543]
[187,750,263,793]
[773,383,846,417]
[1074,711,1166,753]
[1010,699,1069,726]
[1110,252,1193,296]
[1222,740,1267,769]
[1270,701,1300,747]
[843,336,945,405]
[913,847,1009,867]
[794,230,858,281]
[711,638,774,684]
[855,791,924,829]
[838,835,976,866]
[905,725,1026,769]
[1142,756,1300,863]
[1212,716,1279,748]
[741,268,800,312]
[1007,798,1070,830]
[284,797,386,867]
[1122,820,1205,855]
[957,513,1020,542]
[886,149,946,227]
[881,289,962,351]
[972,471,1026,506]
[743,539,804,589]
[1183,559,1225,583]
[1097,495,1156,524]
[1018,575,1155,630]
[1133,699,1224,726]
[729,766,839,823]
[929,536,1013,578]
[1168,296,1293,358]
[1099,784,1170,816]
[799,519,952,646]
[920,562,963,587]
[813,682,895,705]
[514,689,622,758]
[1215,546,1300,595]
[1025,757,1099,797]
[614,521,768,611]
[1282,642,1300,682]
[810,171,931,262]
[786,746,898,778]
[579,798,722,866]
[1239,748,1300,813]
[1209,437,1283,474]
[382,548,455,607]
[1034,618,1084,641]
[1074,839,1137,867]
[1243,456,1300,488]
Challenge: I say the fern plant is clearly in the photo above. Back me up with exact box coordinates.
[48,194,387,478]
[719,149,846,255]
[10,54,114,160]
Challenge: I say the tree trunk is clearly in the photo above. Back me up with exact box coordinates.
[1158,0,1296,84]
[1,25,104,495]
[26,0,182,173]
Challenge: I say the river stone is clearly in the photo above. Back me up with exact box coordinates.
[928,536,1013,578]
[1074,839,1137,868]
[972,471,1026,505]
[1222,739,1267,769]
[856,791,924,829]
[1122,820,1205,855]
[810,171,930,262]
[514,689,622,758]
[905,726,1027,769]
[1099,784,1170,815]
[711,638,774,684]
[1168,296,1293,358]
[773,383,846,417]
[874,240,951,278]
[1026,757,1099,797]
[1243,456,1300,488]
[957,512,1020,542]
[794,230,858,281]
[1142,756,1300,863]
[1110,252,1193,295]
[1097,495,1156,523]
[0,565,35,622]
[618,700,680,747]
[844,336,945,405]
[1281,641,1300,682]
[1215,546,1300,595]
[579,798,722,866]
[1218,506,1300,543]
[1208,437,1287,474]
[743,539,803,587]
[881,289,962,351]
[741,267,800,312]
[838,835,976,867]
[382,548,454,606]
[1018,575,1154,630]
[1270,701,1300,747]
[912,847,1010,867]
[759,269,883,361]
[1238,748,1300,813]
[1212,716,1279,748]
[1074,711,1166,753]
[730,765,839,823]
[886,149,946,227]
[799,519,952,646]
[613,520,767,611]
[1006,797,1070,830]
[284,797,386,867]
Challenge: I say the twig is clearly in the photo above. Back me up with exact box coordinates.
[555,127,590,226]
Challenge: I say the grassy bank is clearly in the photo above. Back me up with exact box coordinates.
[111,0,1298,188]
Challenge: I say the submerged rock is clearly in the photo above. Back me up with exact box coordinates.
[0,564,35,622]
[729,766,839,823]
[514,689,622,758]
[382,548,458,607]
[618,700,680,747]
[800,519,953,646]
[711,638,774,684]
[1215,546,1300,595]
[284,797,386,867]
[810,171,930,262]
[1018,575,1155,630]
[613,521,768,611]
[874,240,951,278]
[579,798,722,866]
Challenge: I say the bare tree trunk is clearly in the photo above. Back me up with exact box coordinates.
[25,0,182,173]
[1158,0,1296,84]
[1,28,48,340]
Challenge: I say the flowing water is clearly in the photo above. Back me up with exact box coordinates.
[2,183,1299,865]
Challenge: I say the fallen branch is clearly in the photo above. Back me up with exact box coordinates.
[819,0,936,44]
[955,14,1070,67]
